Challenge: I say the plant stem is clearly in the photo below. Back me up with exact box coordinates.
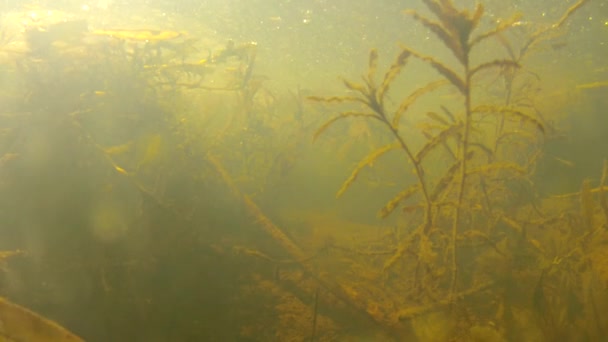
[385,122,433,227]
[371,96,432,228]
[450,56,472,301]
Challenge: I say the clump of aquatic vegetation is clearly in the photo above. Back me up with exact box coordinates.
[0,0,605,341]
[306,0,607,340]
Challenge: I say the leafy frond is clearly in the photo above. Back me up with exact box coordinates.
[425,111,451,126]
[467,161,527,176]
[495,33,517,61]
[378,49,412,102]
[307,95,368,105]
[379,184,421,218]
[408,0,485,65]
[367,49,379,88]
[430,151,474,201]
[384,224,423,272]
[313,112,380,142]
[404,9,465,64]
[440,105,456,123]
[341,78,369,96]
[469,142,493,160]
[392,79,448,128]
[470,59,520,78]
[521,0,589,60]
[473,105,545,134]
[500,215,523,234]
[553,0,590,30]
[403,47,465,93]
[336,143,400,198]
[416,122,463,162]
[495,130,538,146]
[470,12,523,48]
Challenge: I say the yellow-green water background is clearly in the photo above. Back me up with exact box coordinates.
[0,0,606,340]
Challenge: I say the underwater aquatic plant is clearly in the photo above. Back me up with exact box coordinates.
[310,0,544,298]
[309,1,594,338]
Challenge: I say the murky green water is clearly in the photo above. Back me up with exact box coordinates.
[0,0,606,341]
